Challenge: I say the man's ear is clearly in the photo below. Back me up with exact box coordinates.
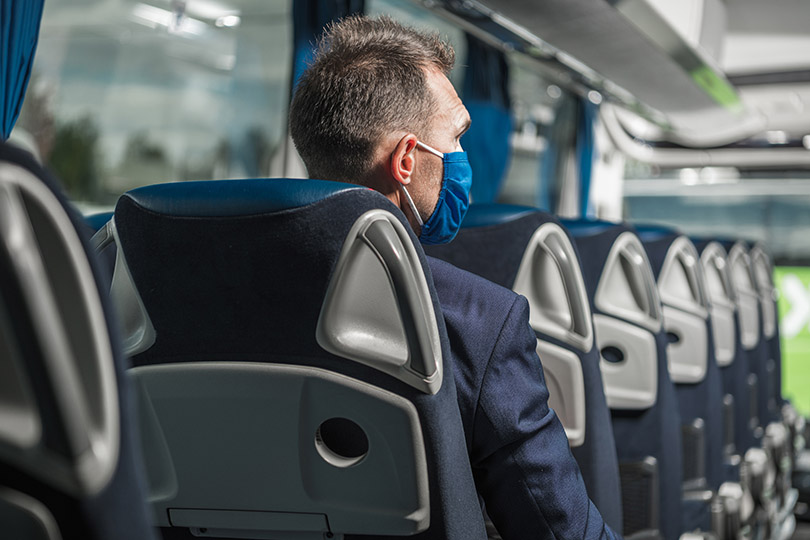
[390,134,418,186]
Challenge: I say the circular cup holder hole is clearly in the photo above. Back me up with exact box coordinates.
[601,345,625,364]
[315,417,369,468]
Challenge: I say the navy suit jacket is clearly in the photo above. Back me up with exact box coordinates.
[428,256,620,540]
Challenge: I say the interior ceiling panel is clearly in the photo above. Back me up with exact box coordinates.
[462,0,733,114]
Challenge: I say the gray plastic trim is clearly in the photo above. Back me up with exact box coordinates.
[658,237,709,317]
[749,246,777,340]
[91,219,157,357]
[663,305,709,384]
[699,243,737,367]
[0,487,63,540]
[536,340,586,447]
[595,232,662,333]
[317,210,442,395]
[727,243,760,351]
[594,313,658,410]
[657,235,709,385]
[512,223,593,352]
[0,284,40,449]
[0,163,119,496]
[131,362,429,538]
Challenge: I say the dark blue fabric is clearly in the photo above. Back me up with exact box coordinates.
[461,33,512,204]
[1,0,43,139]
[125,177,363,216]
[429,257,619,540]
[426,208,624,533]
[116,183,488,540]
[576,100,598,218]
[563,219,684,540]
[85,211,114,232]
[640,234,726,496]
[460,203,537,229]
[291,0,364,91]
[0,141,157,540]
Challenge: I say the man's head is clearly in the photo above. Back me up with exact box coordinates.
[289,15,471,235]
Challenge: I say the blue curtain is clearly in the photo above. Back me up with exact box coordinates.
[576,99,599,218]
[1,0,44,139]
[461,35,512,204]
[291,0,364,93]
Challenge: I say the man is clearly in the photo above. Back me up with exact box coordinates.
[290,15,620,540]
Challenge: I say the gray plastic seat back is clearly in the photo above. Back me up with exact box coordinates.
[512,222,592,445]
[658,237,710,384]
[727,243,760,353]
[700,243,737,369]
[0,141,156,540]
[0,159,120,499]
[594,232,662,410]
[133,362,428,539]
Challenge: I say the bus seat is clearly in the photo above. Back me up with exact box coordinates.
[563,219,684,540]
[111,178,487,540]
[695,240,754,460]
[724,241,787,529]
[725,242,763,441]
[638,230,725,486]
[749,245,783,423]
[0,141,156,540]
[637,228,726,532]
[424,203,623,533]
[749,245,798,523]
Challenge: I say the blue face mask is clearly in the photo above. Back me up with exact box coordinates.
[400,140,472,246]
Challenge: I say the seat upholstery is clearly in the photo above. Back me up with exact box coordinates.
[563,219,684,540]
[424,203,623,533]
[0,141,156,540]
[112,178,487,540]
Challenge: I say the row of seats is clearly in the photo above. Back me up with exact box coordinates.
[2,141,804,540]
[427,207,803,540]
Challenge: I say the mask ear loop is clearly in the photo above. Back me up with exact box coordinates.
[396,141,426,227]
[399,183,424,227]
[415,140,444,158]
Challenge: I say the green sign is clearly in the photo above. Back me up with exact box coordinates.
[775,266,810,416]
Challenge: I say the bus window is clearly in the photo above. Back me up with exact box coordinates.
[367,0,467,89]
[498,54,577,210]
[10,0,293,210]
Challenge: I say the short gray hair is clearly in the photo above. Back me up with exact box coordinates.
[289,15,455,183]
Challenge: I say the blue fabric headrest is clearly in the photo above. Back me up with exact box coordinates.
[461,203,537,229]
[122,178,365,217]
[559,218,624,238]
[634,223,679,242]
[85,211,114,232]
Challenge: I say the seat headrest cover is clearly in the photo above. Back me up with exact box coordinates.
[559,218,625,238]
[461,203,538,229]
[635,223,680,242]
[85,211,114,232]
[122,178,366,217]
